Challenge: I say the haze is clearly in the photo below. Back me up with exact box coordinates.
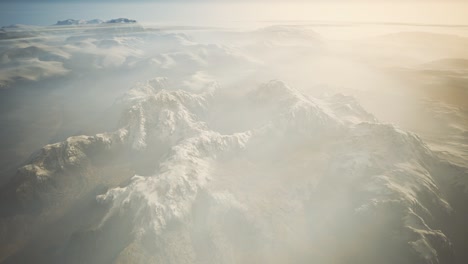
[0,1,467,264]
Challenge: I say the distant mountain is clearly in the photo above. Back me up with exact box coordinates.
[106,18,137,24]
[55,19,103,26]
[55,18,136,26]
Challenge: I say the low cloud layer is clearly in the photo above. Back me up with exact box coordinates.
[0,18,467,264]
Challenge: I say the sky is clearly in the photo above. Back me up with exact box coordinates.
[0,1,467,26]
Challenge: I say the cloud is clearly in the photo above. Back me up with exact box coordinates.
[0,18,467,264]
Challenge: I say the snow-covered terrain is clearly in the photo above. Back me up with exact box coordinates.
[0,20,467,264]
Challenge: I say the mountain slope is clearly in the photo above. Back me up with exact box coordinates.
[0,78,466,263]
